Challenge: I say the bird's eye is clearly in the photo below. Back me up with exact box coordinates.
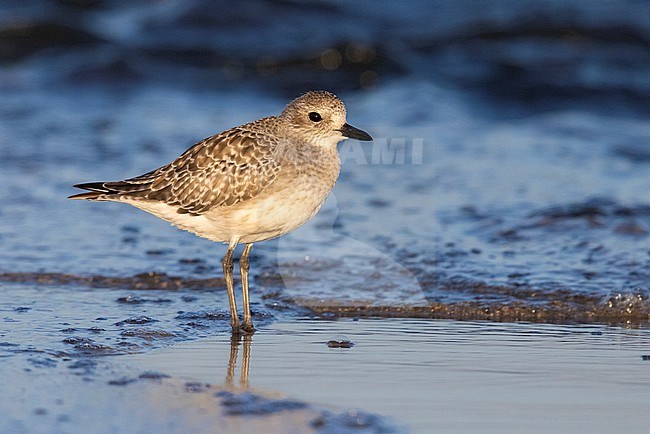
[308,112,322,122]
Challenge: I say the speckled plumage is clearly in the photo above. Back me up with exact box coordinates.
[70,90,372,333]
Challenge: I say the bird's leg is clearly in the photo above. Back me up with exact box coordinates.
[222,244,240,331]
[240,334,251,388]
[239,243,255,333]
[225,334,240,389]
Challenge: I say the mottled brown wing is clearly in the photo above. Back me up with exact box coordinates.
[103,127,281,214]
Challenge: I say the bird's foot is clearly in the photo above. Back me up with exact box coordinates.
[229,320,254,335]
[240,322,255,335]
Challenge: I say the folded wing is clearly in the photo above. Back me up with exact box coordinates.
[70,127,281,215]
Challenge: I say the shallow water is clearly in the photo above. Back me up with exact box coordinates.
[2,1,650,319]
[5,279,650,432]
[122,319,650,433]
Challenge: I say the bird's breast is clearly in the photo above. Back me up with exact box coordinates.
[199,148,341,244]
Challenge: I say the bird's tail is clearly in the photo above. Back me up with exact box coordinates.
[68,182,114,200]
[69,174,160,200]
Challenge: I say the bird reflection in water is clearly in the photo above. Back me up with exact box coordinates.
[226,334,252,389]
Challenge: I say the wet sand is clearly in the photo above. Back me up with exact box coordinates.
[0,355,362,434]
[3,271,650,325]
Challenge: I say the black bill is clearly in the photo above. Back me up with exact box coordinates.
[338,123,373,141]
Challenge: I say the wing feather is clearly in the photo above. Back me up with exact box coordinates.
[98,125,281,214]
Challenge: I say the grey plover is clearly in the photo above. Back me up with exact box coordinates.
[70,91,372,333]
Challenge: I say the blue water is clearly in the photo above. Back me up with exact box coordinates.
[123,319,650,434]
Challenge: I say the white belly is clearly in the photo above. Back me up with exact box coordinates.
[125,176,333,245]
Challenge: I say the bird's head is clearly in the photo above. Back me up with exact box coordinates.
[280,90,372,148]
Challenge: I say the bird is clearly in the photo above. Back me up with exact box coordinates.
[69,90,372,334]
